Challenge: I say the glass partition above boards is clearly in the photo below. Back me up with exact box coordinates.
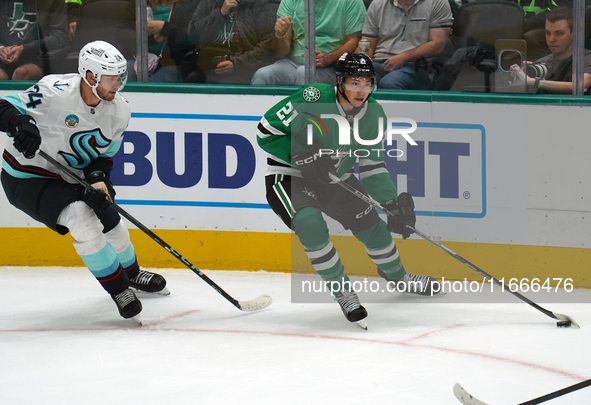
[1,0,589,96]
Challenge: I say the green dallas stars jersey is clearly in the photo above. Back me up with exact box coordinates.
[256,83,398,203]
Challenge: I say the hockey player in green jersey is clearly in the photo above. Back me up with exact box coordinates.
[257,53,441,328]
[0,41,169,323]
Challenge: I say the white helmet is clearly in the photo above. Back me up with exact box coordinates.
[79,40,127,96]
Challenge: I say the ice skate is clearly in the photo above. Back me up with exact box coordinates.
[380,269,441,296]
[129,269,170,295]
[111,288,142,324]
[334,289,368,330]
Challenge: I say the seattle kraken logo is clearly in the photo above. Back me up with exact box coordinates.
[59,129,111,169]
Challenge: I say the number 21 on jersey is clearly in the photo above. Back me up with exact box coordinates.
[276,101,298,127]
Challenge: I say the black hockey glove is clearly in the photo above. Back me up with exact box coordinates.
[384,192,416,239]
[292,145,337,185]
[8,115,41,159]
[83,171,116,214]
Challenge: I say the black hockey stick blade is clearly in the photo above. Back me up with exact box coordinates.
[409,225,579,328]
[38,150,273,312]
[454,378,591,405]
[328,173,579,328]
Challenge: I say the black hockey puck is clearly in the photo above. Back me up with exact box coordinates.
[557,320,572,328]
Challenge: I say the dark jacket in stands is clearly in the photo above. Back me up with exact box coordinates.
[0,0,70,73]
[188,0,277,83]
[159,0,201,70]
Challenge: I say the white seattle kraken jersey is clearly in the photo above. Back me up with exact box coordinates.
[1,73,131,184]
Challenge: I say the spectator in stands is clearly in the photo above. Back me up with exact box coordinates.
[188,0,277,84]
[361,0,453,90]
[516,0,571,61]
[147,0,172,62]
[65,0,81,39]
[0,0,70,80]
[250,0,366,86]
[510,7,591,94]
[144,0,201,82]
[126,0,174,82]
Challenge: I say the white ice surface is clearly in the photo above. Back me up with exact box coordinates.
[1,267,591,405]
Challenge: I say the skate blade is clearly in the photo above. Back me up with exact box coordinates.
[132,286,171,296]
[156,286,171,296]
[355,319,368,330]
[132,314,142,326]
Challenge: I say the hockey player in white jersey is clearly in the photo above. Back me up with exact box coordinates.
[0,41,168,323]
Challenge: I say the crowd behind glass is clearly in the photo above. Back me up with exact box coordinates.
[1,0,589,94]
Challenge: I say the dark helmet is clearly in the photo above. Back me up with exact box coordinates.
[335,52,376,94]
[336,52,375,81]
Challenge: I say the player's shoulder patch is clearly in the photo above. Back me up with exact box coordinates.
[37,74,76,99]
[302,86,321,103]
[51,79,71,92]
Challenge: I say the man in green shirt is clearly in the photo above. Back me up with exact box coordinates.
[251,0,366,86]
[256,53,441,328]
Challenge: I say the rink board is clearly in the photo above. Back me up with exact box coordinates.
[0,227,588,288]
[0,85,589,287]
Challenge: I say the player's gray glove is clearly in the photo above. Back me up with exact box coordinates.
[383,193,416,239]
[292,143,336,185]
[8,114,41,159]
[83,171,115,214]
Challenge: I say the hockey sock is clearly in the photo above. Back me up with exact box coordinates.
[80,243,129,295]
[122,256,140,280]
[58,201,129,295]
[306,239,350,294]
[293,207,329,247]
[354,220,406,281]
[104,222,140,278]
[293,207,350,294]
[115,242,139,280]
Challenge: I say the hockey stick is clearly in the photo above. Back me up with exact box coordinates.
[38,150,272,312]
[328,173,579,328]
[453,378,591,405]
